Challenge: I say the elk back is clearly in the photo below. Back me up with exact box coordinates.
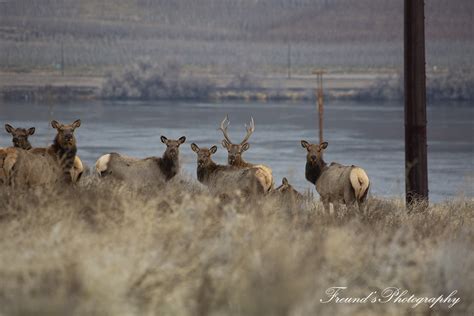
[4,149,63,187]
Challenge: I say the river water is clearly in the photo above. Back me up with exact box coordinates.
[0,99,472,202]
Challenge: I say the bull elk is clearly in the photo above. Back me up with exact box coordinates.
[4,123,83,182]
[95,136,186,186]
[218,115,273,192]
[1,120,82,186]
[301,140,370,213]
[190,143,265,196]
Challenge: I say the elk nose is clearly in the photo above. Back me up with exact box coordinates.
[311,155,317,161]
[65,135,73,141]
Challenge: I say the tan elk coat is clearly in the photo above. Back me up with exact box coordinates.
[302,140,370,212]
[1,120,82,187]
[95,136,186,187]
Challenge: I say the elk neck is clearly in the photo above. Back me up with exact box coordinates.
[51,136,77,167]
[197,159,217,183]
[305,157,327,185]
[159,151,180,181]
[231,156,253,168]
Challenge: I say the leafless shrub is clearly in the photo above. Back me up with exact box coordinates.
[227,72,262,90]
[101,59,216,100]
[352,69,474,101]
[428,69,474,101]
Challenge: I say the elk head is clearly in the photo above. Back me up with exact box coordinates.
[161,136,186,160]
[51,119,81,150]
[301,140,328,165]
[219,115,254,166]
[191,143,217,167]
[5,124,35,149]
[275,177,302,198]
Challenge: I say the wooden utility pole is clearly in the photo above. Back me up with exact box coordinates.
[404,0,428,205]
[313,70,325,144]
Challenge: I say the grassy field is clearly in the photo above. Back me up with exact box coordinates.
[0,176,472,316]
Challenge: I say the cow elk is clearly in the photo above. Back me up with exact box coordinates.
[2,120,82,186]
[218,115,273,192]
[301,140,370,213]
[5,124,35,150]
[272,177,304,201]
[95,135,186,186]
[4,123,83,182]
[191,143,265,196]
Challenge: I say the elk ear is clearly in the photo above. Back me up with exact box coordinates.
[222,139,230,149]
[320,142,328,149]
[241,142,250,152]
[28,127,35,135]
[301,140,310,149]
[178,136,186,144]
[160,136,168,144]
[51,120,61,129]
[5,124,14,134]
[191,143,199,153]
[72,119,81,129]
[282,177,289,185]
[210,145,217,154]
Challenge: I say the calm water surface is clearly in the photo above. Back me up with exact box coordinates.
[0,99,472,202]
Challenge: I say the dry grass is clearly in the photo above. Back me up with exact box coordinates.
[0,176,472,316]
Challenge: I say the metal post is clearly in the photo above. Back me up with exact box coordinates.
[61,41,65,76]
[313,70,325,144]
[404,0,428,205]
[287,42,291,79]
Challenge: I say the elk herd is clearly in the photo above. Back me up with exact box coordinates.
[0,116,370,213]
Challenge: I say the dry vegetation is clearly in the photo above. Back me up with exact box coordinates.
[349,69,474,101]
[101,60,215,100]
[0,175,472,316]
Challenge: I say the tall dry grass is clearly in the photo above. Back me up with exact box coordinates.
[0,175,472,316]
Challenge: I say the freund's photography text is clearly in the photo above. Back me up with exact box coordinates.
[320,287,461,309]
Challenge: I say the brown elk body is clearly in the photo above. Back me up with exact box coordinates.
[218,116,273,192]
[95,136,186,186]
[1,120,82,186]
[4,123,84,182]
[301,140,370,213]
[191,143,265,196]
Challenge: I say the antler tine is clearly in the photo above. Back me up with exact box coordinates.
[218,115,233,143]
[241,116,255,145]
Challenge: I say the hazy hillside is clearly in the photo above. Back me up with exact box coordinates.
[1,0,472,42]
[0,0,472,72]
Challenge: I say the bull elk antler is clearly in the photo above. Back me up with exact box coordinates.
[218,115,255,145]
[241,117,254,145]
[219,115,233,144]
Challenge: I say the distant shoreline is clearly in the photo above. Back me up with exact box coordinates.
[0,71,383,102]
[1,70,472,102]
